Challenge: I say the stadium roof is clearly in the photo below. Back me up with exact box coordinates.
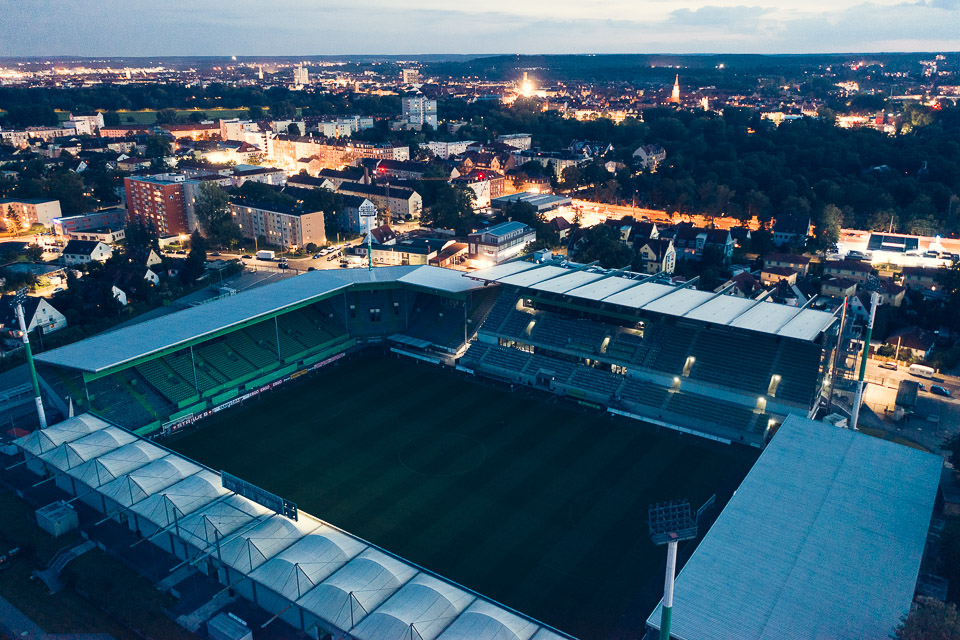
[13,416,577,640]
[469,261,838,340]
[36,266,484,374]
[646,415,941,640]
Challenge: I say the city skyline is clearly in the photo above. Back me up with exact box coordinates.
[1,0,959,57]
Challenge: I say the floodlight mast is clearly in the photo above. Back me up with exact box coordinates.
[649,500,698,640]
[851,290,879,431]
[15,288,46,429]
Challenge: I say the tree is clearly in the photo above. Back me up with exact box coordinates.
[194,182,238,246]
[180,230,207,284]
[187,111,207,123]
[25,244,43,262]
[247,106,265,120]
[287,122,301,136]
[810,204,842,255]
[102,111,120,126]
[155,108,179,124]
[574,225,633,269]
[893,597,960,640]
[144,135,171,158]
[6,205,20,236]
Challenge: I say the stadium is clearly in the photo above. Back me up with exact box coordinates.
[2,256,943,640]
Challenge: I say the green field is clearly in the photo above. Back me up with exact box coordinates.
[167,353,758,640]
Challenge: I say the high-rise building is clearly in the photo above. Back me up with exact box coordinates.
[670,75,681,104]
[293,65,309,86]
[124,176,199,236]
[402,95,438,130]
[402,68,420,85]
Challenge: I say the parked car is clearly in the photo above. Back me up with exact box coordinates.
[278,262,289,270]
[931,385,951,397]
[313,253,322,259]
[307,267,316,271]
[879,361,898,370]
[242,254,253,259]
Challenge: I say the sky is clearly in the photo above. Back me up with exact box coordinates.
[0,0,958,56]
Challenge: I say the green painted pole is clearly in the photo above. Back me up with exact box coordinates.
[15,294,46,429]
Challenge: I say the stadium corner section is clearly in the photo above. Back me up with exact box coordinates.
[30,266,499,438]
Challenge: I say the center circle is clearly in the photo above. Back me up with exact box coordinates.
[398,432,487,477]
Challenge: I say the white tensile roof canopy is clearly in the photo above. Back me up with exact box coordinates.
[12,415,577,640]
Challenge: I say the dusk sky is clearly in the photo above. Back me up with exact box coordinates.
[1,0,959,56]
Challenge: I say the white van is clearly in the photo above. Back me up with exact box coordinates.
[908,364,935,379]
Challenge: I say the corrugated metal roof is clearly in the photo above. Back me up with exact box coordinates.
[646,415,941,640]
[564,276,642,301]
[35,266,475,374]
[468,261,839,341]
[498,265,569,288]
[530,270,604,294]
[683,295,756,324]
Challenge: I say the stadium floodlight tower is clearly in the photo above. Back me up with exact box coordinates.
[649,499,698,640]
[361,202,377,271]
[14,287,46,429]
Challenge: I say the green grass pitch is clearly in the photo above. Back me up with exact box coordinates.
[167,352,758,640]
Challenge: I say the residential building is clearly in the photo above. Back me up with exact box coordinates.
[0,198,62,229]
[337,183,422,221]
[401,68,420,85]
[401,96,438,130]
[772,214,812,247]
[230,200,325,249]
[823,260,873,285]
[293,65,309,86]
[230,167,287,188]
[636,238,676,275]
[877,281,906,307]
[67,227,126,244]
[66,113,104,136]
[667,225,734,261]
[158,122,220,140]
[0,295,66,334]
[762,253,811,277]
[468,221,536,264]
[760,266,799,287]
[53,208,127,238]
[820,277,859,299]
[357,238,452,266]
[426,140,474,160]
[340,196,378,234]
[901,266,940,292]
[61,240,112,266]
[496,134,532,151]
[124,176,195,235]
[632,144,666,171]
[885,326,936,360]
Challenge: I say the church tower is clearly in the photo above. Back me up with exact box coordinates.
[670,75,680,104]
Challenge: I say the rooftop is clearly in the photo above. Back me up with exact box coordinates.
[646,415,941,640]
[469,261,838,341]
[36,266,482,374]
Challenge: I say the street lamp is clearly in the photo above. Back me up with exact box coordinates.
[649,499,698,640]
[14,287,46,429]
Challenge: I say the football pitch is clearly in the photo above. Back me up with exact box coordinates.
[167,352,758,640]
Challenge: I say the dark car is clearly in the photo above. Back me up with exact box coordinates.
[242,254,253,259]
[175,250,187,255]
[307,267,317,271]
[211,251,221,256]
[278,262,289,270]
[931,385,951,397]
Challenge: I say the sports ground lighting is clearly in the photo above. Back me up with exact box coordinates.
[649,499,698,640]
[14,287,46,429]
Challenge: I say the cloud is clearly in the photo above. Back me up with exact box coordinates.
[0,0,957,55]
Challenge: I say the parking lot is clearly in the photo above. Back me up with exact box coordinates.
[857,359,960,451]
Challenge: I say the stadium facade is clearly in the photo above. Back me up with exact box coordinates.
[34,258,840,447]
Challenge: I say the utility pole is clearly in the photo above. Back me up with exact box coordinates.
[851,291,879,431]
[15,288,46,429]
[649,500,698,640]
